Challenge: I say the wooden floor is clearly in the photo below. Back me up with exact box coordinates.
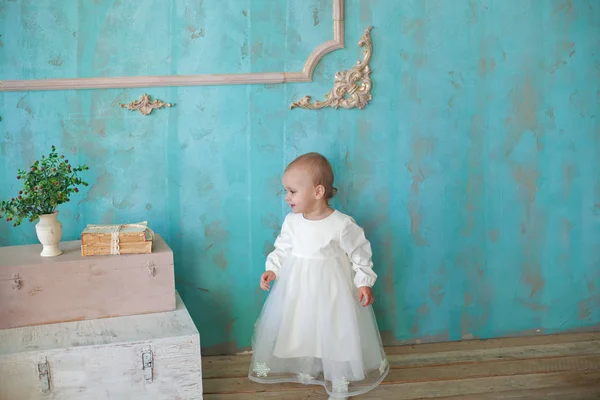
[201,332,600,399]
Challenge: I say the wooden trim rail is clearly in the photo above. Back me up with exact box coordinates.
[0,0,345,92]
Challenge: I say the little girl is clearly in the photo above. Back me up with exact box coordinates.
[248,153,389,399]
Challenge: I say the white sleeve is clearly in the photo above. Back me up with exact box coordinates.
[265,215,292,277]
[339,217,378,288]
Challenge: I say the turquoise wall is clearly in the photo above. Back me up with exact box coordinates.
[1,0,599,354]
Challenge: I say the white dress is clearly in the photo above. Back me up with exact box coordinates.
[248,210,389,398]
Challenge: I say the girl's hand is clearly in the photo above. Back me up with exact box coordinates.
[358,286,374,307]
[260,271,277,291]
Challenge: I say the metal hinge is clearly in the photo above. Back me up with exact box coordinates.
[38,358,50,395]
[142,346,153,383]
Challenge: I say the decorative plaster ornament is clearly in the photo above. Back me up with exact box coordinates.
[119,94,174,116]
[290,26,373,110]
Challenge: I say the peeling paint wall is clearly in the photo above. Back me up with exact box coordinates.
[1,0,599,354]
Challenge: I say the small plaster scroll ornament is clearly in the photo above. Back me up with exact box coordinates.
[119,94,174,116]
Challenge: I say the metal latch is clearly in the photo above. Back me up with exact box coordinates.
[146,261,156,277]
[38,358,50,395]
[13,273,22,290]
[142,346,153,383]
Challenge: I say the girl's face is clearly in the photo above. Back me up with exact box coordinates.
[282,166,323,214]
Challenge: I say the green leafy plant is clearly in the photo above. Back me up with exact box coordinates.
[0,145,90,227]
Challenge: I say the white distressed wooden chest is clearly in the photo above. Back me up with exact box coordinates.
[0,234,175,330]
[0,292,203,399]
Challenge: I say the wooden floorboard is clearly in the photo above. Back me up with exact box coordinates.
[202,332,600,399]
[203,332,599,379]
[433,385,600,400]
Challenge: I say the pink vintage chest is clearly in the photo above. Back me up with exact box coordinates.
[0,234,175,330]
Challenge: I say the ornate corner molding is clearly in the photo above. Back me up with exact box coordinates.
[0,0,344,92]
[290,26,373,111]
[119,94,174,116]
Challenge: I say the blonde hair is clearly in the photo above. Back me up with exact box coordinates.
[286,152,338,201]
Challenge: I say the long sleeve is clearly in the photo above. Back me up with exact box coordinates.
[265,214,293,277]
[339,217,378,288]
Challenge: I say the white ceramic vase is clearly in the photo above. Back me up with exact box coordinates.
[35,211,63,257]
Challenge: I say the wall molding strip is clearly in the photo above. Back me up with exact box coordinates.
[0,0,344,92]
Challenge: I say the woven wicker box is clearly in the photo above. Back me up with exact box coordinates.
[81,221,153,256]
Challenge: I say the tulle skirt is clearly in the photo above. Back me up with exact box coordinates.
[248,255,389,398]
